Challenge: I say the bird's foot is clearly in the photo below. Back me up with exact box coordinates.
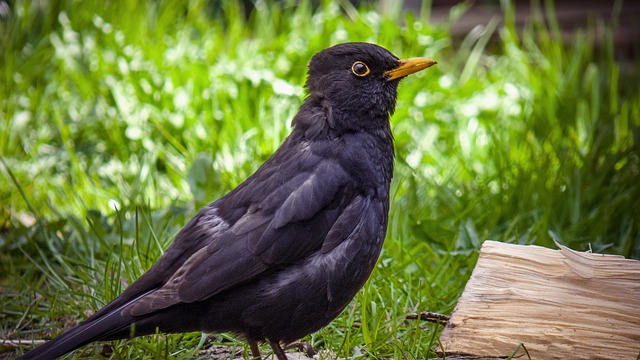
[283,341,316,358]
[265,338,288,360]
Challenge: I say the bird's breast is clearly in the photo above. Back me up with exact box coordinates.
[329,133,393,190]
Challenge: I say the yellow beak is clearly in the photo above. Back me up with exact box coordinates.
[384,57,437,81]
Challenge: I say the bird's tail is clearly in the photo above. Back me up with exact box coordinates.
[18,314,130,360]
[17,291,153,360]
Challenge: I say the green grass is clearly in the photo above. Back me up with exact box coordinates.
[1,0,639,359]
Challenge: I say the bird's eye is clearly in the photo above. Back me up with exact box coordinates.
[351,61,370,77]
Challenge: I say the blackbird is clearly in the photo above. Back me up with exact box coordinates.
[19,42,436,360]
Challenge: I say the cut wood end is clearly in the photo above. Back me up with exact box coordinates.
[439,240,640,360]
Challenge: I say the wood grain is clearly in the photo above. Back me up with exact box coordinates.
[438,241,640,359]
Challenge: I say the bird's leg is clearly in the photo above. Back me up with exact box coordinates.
[249,341,262,360]
[284,341,316,358]
[266,338,288,360]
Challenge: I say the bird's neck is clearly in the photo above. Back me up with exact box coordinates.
[297,94,394,135]
[293,95,395,185]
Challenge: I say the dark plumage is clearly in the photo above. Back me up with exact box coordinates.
[19,42,436,360]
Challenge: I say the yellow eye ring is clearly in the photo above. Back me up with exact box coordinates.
[351,61,370,77]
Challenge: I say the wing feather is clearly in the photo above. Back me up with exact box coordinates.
[122,148,357,316]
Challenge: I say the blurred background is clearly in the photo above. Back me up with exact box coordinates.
[1,0,639,358]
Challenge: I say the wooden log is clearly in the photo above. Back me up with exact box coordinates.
[438,241,640,359]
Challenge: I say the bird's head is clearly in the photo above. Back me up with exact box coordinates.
[305,42,436,126]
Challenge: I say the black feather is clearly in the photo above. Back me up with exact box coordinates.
[18,42,432,360]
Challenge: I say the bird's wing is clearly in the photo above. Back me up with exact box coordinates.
[239,159,351,262]
[123,155,353,316]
